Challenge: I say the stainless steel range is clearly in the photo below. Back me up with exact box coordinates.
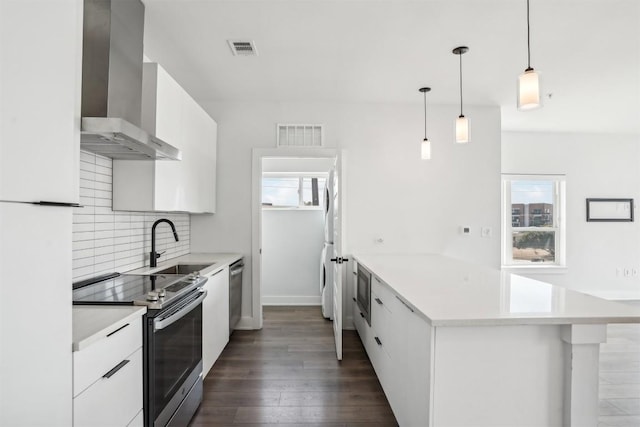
[73,273,208,427]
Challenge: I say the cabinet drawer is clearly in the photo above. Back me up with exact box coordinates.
[372,276,395,313]
[74,347,143,427]
[74,318,142,397]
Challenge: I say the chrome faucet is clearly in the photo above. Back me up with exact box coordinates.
[150,219,179,268]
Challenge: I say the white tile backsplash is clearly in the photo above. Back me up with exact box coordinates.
[73,151,190,281]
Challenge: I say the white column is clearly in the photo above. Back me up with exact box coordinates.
[561,324,607,427]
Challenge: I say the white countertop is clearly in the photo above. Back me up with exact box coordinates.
[353,254,640,327]
[72,306,146,351]
[73,253,242,350]
[126,252,243,276]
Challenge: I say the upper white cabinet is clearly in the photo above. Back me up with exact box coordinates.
[0,0,80,204]
[113,63,216,213]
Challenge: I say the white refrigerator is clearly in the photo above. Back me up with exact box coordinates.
[0,1,81,425]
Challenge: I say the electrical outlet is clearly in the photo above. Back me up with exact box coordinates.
[624,268,632,277]
[481,227,492,238]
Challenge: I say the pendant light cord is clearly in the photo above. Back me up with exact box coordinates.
[526,0,532,70]
[423,90,428,139]
[459,53,464,116]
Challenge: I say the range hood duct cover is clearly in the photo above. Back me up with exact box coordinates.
[80,0,181,160]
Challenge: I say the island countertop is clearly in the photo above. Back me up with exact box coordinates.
[352,254,640,327]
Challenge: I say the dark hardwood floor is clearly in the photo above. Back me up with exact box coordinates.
[189,306,397,426]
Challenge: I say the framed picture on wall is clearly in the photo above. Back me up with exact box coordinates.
[586,198,634,222]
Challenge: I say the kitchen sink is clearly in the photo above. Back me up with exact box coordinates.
[154,264,213,275]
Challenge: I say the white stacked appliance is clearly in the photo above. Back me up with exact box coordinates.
[320,168,336,319]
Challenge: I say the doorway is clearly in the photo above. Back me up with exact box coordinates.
[260,157,334,307]
[251,148,344,359]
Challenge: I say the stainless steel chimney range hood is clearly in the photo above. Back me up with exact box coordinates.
[80,0,181,160]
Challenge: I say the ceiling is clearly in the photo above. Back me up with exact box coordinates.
[142,0,640,135]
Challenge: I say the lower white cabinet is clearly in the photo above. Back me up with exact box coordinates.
[73,318,143,427]
[354,263,431,427]
[202,267,230,377]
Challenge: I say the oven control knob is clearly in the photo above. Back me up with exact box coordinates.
[147,291,159,301]
[158,289,166,298]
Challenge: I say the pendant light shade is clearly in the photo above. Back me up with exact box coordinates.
[419,87,431,160]
[452,46,470,144]
[455,116,469,143]
[518,0,542,110]
[518,68,541,110]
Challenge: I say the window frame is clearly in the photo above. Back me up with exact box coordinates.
[501,174,567,269]
[261,172,327,210]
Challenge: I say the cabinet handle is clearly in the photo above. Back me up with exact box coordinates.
[103,359,130,379]
[106,323,129,337]
[360,312,365,318]
[352,271,357,275]
[352,297,356,302]
[374,336,382,346]
[375,297,383,305]
[395,295,414,313]
[209,269,224,278]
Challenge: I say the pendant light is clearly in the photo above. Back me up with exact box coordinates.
[419,87,431,160]
[452,46,469,143]
[518,0,541,110]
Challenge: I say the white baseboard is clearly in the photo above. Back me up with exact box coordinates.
[262,295,322,306]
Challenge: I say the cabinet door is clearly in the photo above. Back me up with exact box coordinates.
[74,348,143,427]
[194,107,217,213]
[397,300,432,426]
[151,64,189,212]
[0,204,73,426]
[202,267,230,377]
[0,0,80,203]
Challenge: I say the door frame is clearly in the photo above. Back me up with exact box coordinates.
[251,147,339,329]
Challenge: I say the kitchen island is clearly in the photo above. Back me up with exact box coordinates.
[351,254,640,427]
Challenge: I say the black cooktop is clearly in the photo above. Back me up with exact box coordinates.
[72,272,203,309]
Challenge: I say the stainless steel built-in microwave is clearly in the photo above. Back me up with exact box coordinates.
[356,265,371,326]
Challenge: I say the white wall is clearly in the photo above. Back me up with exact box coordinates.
[263,157,335,173]
[262,210,324,305]
[191,101,502,325]
[502,131,640,299]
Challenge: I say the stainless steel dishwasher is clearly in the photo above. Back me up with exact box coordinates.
[229,259,244,335]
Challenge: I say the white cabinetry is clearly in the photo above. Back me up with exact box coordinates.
[73,318,143,427]
[202,267,230,377]
[353,263,431,426]
[0,2,81,426]
[0,0,80,204]
[113,63,216,213]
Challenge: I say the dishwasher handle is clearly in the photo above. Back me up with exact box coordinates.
[230,263,244,276]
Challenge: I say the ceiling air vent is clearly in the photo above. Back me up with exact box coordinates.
[227,39,258,56]
[277,124,324,148]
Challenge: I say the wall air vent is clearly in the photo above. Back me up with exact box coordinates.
[227,39,258,56]
[277,124,324,148]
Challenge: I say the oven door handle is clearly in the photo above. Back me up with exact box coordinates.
[154,289,207,331]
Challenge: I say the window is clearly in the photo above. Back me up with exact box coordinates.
[502,175,566,267]
[262,174,326,208]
